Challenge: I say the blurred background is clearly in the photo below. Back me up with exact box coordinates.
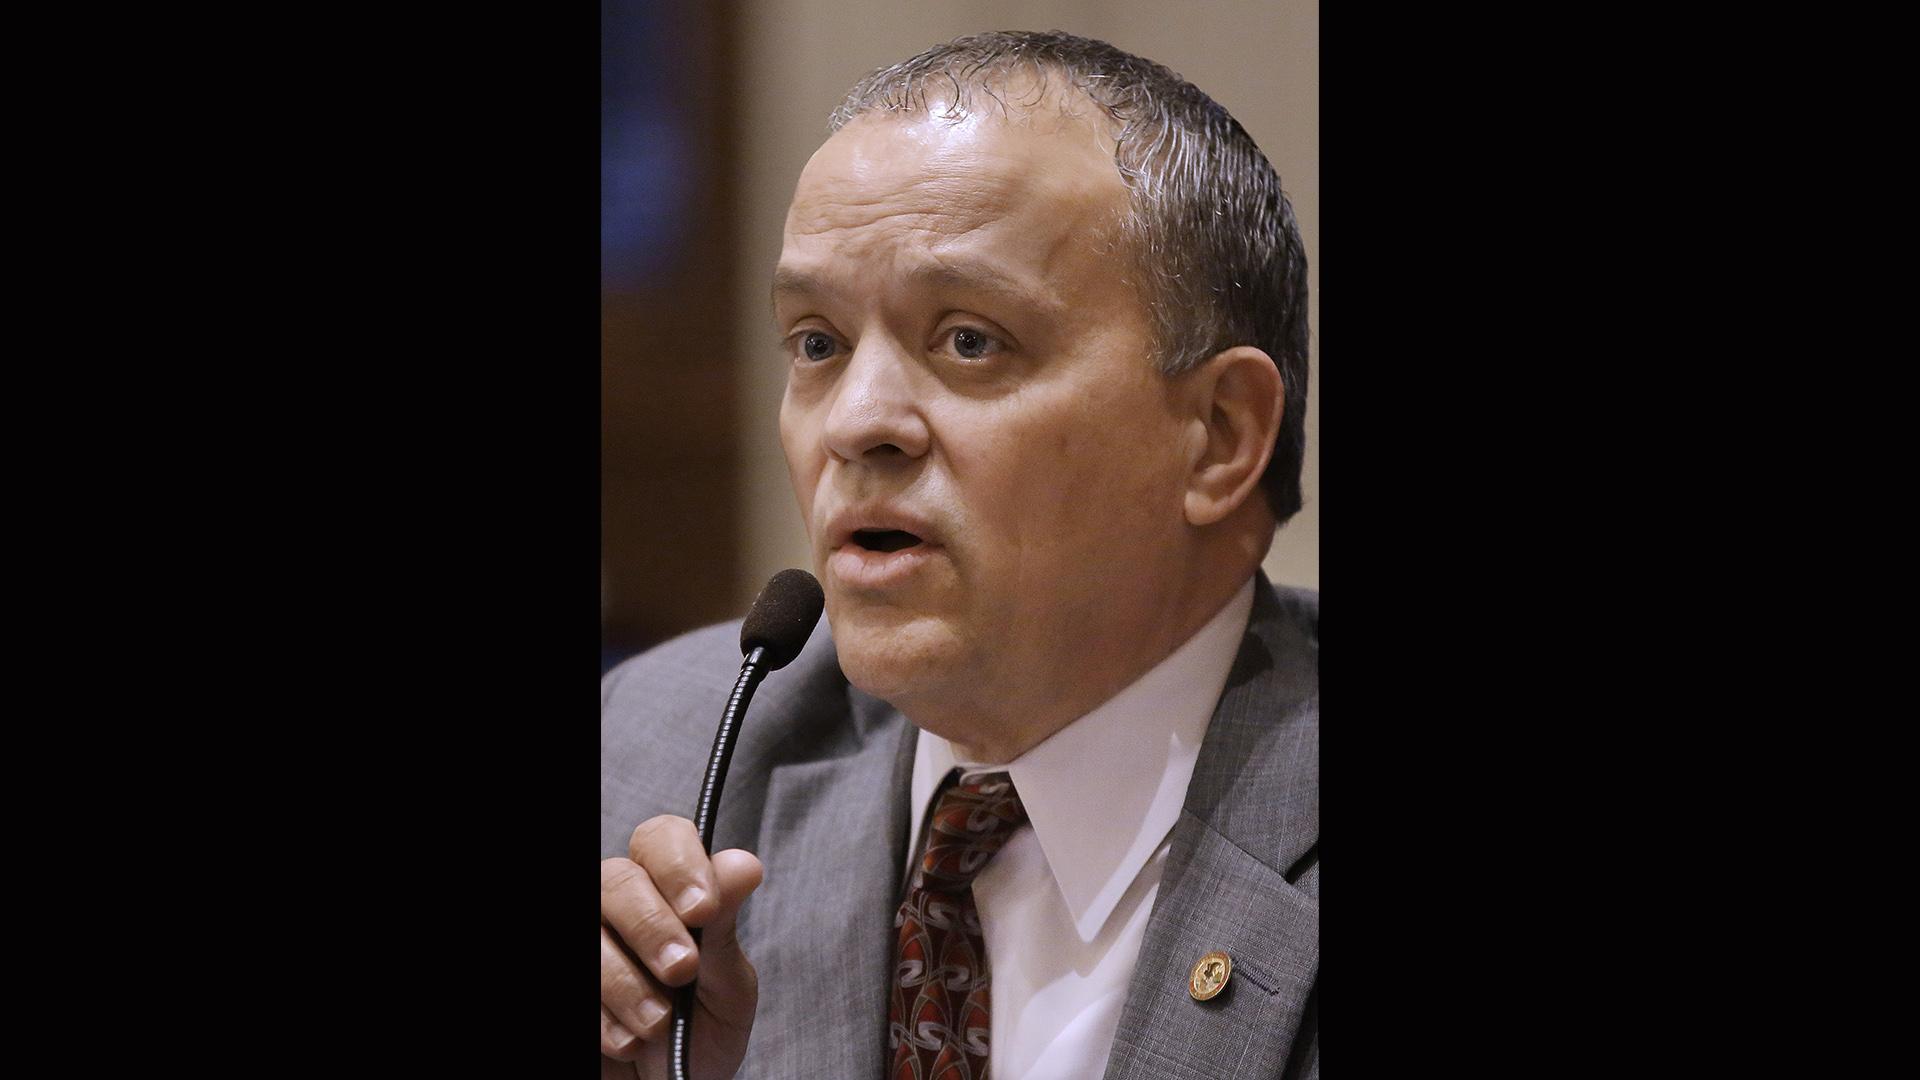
[603,0,1318,672]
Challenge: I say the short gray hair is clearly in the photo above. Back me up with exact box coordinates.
[828,30,1310,524]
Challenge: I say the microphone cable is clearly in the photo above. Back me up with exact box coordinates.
[671,569,823,1080]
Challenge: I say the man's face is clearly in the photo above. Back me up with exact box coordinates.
[775,106,1196,747]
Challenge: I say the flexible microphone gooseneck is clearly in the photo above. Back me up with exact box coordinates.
[672,569,824,1080]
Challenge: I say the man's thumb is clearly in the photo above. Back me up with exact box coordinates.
[690,847,763,1041]
[698,848,763,955]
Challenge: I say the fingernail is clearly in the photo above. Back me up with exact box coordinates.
[674,885,707,915]
[659,941,692,969]
[606,1018,635,1048]
[638,997,670,1029]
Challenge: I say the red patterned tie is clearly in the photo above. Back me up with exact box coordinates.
[888,771,1028,1080]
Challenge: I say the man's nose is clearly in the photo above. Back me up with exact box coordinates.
[822,338,930,463]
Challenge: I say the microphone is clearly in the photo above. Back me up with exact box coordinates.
[673,569,824,1080]
[739,568,826,671]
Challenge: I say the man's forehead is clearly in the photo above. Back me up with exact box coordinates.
[790,101,1124,213]
[771,86,1138,322]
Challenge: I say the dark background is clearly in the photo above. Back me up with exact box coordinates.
[602,0,743,670]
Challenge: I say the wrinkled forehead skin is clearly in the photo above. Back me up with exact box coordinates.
[782,84,1138,305]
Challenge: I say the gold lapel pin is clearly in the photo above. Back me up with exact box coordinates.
[1188,950,1232,1001]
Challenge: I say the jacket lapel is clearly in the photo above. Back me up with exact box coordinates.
[1103,580,1320,1080]
[735,677,916,1080]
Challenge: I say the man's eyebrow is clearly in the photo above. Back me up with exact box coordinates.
[770,261,1066,318]
[771,266,827,305]
[905,261,1065,317]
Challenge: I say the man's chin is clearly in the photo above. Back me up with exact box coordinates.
[826,609,965,707]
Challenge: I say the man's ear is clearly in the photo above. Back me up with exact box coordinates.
[1181,346,1284,527]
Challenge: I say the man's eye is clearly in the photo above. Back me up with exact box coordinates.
[799,331,838,362]
[948,327,997,360]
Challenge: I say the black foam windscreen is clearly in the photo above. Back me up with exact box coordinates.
[739,569,825,670]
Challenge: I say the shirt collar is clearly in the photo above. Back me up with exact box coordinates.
[909,577,1256,941]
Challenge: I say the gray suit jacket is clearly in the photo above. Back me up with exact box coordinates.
[602,577,1318,1079]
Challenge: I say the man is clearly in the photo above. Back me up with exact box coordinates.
[602,30,1316,1079]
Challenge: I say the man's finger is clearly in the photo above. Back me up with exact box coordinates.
[600,926,671,1054]
[629,816,720,924]
[601,1004,642,1062]
[601,858,700,987]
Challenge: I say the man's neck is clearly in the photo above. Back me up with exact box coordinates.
[918,569,1257,763]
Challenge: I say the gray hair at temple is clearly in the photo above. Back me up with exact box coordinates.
[828,29,1311,525]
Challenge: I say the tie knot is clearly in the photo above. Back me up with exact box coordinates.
[916,772,1027,892]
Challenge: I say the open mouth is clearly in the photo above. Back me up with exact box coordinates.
[851,528,923,553]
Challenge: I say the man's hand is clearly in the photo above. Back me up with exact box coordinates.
[601,815,764,1078]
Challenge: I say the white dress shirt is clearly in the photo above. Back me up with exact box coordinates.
[905,578,1256,1079]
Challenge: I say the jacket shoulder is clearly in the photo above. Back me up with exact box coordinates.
[1265,582,1318,650]
[1190,575,1317,880]
[600,619,847,858]
[602,620,748,725]
[600,621,749,856]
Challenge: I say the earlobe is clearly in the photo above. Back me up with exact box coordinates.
[1182,346,1285,527]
